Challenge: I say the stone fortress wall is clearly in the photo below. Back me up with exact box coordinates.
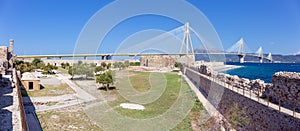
[184,65,300,130]
[0,39,14,74]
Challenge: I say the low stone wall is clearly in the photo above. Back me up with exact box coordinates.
[184,67,300,130]
[13,69,29,131]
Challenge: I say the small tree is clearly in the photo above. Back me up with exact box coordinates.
[36,62,45,69]
[32,58,43,67]
[14,60,34,73]
[113,62,120,68]
[174,62,182,68]
[101,62,107,68]
[96,71,113,91]
[124,60,130,68]
[83,63,94,79]
[68,62,94,79]
[113,62,124,70]
[42,63,58,75]
[107,63,112,69]
[95,66,105,72]
[61,62,66,69]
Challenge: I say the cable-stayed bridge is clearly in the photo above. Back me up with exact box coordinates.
[225,38,273,63]
[16,23,273,63]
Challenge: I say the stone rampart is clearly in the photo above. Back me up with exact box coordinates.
[184,67,300,130]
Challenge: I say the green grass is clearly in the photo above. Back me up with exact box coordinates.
[26,83,75,97]
[34,71,209,130]
[98,71,207,130]
[172,99,204,131]
[128,71,151,92]
[107,72,182,118]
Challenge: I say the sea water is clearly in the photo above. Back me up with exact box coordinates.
[222,62,300,83]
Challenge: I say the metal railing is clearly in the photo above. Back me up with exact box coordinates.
[184,67,300,119]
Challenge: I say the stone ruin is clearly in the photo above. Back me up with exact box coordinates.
[267,72,300,109]
[0,39,14,75]
[140,55,176,68]
[140,55,195,69]
[216,73,269,95]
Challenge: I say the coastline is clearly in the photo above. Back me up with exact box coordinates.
[212,65,243,72]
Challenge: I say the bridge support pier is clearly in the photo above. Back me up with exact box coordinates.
[101,56,107,60]
[84,56,87,60]
[259,57,263,63]
[267,59,272,63]
[238,54,245,63]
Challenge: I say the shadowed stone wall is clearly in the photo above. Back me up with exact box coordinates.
[184,67,300,130]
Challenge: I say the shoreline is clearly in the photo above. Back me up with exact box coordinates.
[212,65,243,72]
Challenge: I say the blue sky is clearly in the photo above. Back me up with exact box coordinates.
[0,0,299,55]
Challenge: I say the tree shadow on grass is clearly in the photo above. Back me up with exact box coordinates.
[97,86,116,91]
[70,77,95,81]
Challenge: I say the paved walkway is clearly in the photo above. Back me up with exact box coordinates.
[56,73,96,101]
[0,75,21,131]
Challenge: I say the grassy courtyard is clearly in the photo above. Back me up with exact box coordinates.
[88,71,209,130]
[36,71,214,130]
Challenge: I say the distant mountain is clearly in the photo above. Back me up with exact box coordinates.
[194,45,224,53]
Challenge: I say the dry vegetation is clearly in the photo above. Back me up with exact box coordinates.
[37,105,101,131]
[24,84,75,97]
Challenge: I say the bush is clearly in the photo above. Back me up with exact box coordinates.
[130,62,140,66]
[174,62,182,68]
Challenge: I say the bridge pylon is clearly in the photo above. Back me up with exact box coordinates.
[237,38,246,63]
[238,54,245,63]
[179,22,195,65]
[267,53,272,63]
[256,46,263,63]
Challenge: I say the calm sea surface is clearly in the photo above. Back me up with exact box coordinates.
[222,62,300,83]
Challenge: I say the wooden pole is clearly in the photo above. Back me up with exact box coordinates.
[258,90,260,102]
[279,100,281,112]
[267,96,269,107]
[249,88,251,99]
